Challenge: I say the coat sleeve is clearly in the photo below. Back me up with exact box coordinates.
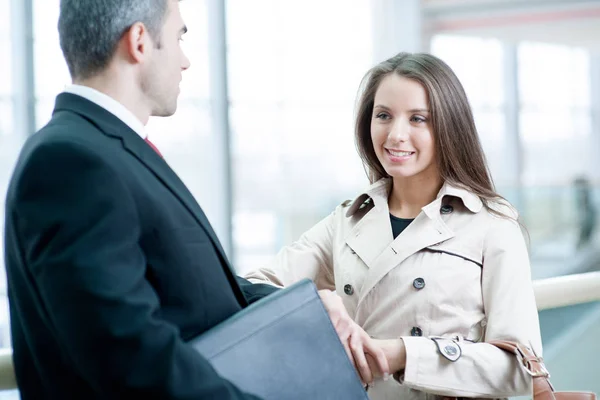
[11,141,261,399]
[244,209,338,291]
[397,216,542,398]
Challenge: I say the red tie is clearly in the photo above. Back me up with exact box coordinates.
[145,137,163,157]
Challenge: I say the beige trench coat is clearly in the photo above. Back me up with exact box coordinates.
[245,178,542,400]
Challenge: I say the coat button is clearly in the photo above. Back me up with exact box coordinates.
[344,284,354,296]
[432,338,462,362]
[444,344,458,357]
[440,205,454,214]
[413,278,425,290]
[410,327,423,336]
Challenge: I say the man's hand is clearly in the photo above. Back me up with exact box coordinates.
[318,290,389,385]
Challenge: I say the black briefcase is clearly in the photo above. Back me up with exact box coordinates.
[188,279,368,399]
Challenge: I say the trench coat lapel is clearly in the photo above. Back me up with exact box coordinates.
[356,210,454,305]
[342,179,485,305]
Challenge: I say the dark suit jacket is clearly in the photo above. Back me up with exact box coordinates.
[3,93,278,399]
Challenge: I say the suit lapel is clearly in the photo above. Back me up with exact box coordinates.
[133,149,246,306]
[122,138,231,261]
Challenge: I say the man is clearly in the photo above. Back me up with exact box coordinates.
[3,0,386,398]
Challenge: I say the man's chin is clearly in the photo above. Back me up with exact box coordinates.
[151,105,178,118]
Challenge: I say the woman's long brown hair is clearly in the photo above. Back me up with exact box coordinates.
[355,52,514,220]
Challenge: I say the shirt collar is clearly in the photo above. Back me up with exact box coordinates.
[346,178,483,217]
[63,84,147,140]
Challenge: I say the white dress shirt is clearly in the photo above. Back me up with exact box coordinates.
[63,84,147,139]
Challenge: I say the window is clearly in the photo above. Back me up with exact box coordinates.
[518,42,593,248]
[33,0,70,129]
[519,42,592,185]
[0,0,12,138]
[0,0,15,349]
[227,0,374,273]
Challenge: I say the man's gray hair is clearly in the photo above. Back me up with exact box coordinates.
[58,0,170,80]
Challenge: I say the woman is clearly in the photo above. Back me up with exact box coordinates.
[245,52,542,400]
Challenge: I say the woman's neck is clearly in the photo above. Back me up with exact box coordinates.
[388,174,443,219]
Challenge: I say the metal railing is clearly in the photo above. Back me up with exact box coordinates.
[0,271,598,391]
[534,271,600,310]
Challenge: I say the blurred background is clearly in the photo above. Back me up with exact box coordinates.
[1,0,599,396]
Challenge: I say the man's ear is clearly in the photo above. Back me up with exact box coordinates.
[123,22,153,64]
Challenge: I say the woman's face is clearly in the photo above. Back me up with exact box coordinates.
[370,74,438,183]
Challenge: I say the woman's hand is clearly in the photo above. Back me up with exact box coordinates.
[348,326,391,385]
[367,338,407,378]
[318,290,389,384]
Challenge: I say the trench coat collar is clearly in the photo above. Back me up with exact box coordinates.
[345,178,483,218]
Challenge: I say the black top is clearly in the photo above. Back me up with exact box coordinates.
[390,214,414,238]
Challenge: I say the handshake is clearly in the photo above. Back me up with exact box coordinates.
[318,289,406,387]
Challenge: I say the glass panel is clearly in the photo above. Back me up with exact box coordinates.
[0,100,12,137]
[431,35,505,108]
[0,0,9,37]
[0,103,22,351]
[0,0,12,127]
[518,42,594,265]
[0,0,19,353]
[33,0,70,128]
[228,0,373,273]
[0,38,10,98]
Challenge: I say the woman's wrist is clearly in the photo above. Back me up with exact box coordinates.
[375,338,406,374]
[390,338,407,373]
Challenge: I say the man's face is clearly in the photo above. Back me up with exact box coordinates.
[143,0,190,117]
